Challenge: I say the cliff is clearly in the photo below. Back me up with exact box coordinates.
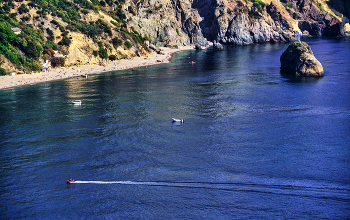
[0,0,348,75]
[128,0,347,46]
[128,0,298,45]
[281,0,345,36]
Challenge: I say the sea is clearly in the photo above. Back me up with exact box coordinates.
[1,37,349,219]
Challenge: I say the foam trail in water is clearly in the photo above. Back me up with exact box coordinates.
[74,181,193,187]
[72,180,350,201]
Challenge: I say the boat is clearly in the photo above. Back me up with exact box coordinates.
[82,74,88,78]
[67,179,75,184]
[172,118,184,123]
[72,100,82,105]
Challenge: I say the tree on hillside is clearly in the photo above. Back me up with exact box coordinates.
[0,68,7,75]
[42,54,49,61]
[124,40,132,49]
[43,48,55,57]
[112,37,123,48]
[99,48,108,59]
[18,4,29,14]
[50,57,65,67]
[25,41,43,59]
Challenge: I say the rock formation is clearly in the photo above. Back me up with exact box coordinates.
[281,0,345,36]
[128,0,298,46]
[129,0,347,47]
[280,41,324,77]
[213,41,224,50]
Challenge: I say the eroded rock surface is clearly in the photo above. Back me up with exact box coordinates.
[280,41,324,77]
[281,0,345,36]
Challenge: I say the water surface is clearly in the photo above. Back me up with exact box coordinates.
[1,37,349,219]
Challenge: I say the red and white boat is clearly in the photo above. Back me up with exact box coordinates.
[67,179,75,184]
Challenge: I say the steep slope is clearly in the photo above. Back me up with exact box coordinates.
[0,0,150,74]
[126,0,205,46]
[281,0,345,36]
[128,0,346,46]
[128,0,299,45]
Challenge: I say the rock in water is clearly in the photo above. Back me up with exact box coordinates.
[213,42,224,51]
[280,41,324,77]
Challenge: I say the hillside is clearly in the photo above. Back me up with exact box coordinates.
[0,0,348,75]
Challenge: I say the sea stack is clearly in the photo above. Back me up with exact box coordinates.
[280,41,324,77]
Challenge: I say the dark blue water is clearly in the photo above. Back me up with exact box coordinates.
[1,37,350,219]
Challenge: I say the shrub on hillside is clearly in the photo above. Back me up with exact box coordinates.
[43,48,55,57]
[18,4,29,14]
[50,57,65,67]
[42,54,49,61]
[99,48,108,59]
[124,40,132,49]
[108,55,117,60]
[25,41,43,59]
[0,68,7,75]
[112,37,123,47]
[58,36,71,46]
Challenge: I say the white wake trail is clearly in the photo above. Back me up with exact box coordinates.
[74,181,192,187]
[71,180,350,201]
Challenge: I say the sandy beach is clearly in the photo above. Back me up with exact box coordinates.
[0,46,194,91]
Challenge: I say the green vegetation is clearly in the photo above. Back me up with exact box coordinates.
[291,41,310,52]
[99,47,108,59]
[50,57,65,67]
[155,4,162,11]
[18,4,29,14]
[108,54,117,60]
[120,27,148,50]
[252,0,266,13]
[286,3,293,8]
[249,11,261,19]
[316,0,322,9]
[111,37,123,48]
[0,0,147,73]
[0,19,41,73]
[0,68,7,75]
[124,40,132,49]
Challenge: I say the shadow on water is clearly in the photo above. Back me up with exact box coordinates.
[280,70,324,83]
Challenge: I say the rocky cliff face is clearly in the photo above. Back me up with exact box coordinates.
[281,0,345,36]
[194,0,295,44]
[280,41,324,77]
[127,0,347,47]
[128,0,299,46]
[127,0,205,46]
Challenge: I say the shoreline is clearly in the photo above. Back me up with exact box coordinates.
[0,46,194,91]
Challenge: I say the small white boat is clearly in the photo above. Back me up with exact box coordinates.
[172,118,184,123]
[82,74,88,78]
[72,100,82,105]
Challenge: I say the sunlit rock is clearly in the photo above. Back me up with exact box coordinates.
[280,41,324,77]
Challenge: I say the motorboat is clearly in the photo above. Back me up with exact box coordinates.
[82,74,88,78]
[72,100,82,105]
[67,179,75,184]
[172,118,184,123]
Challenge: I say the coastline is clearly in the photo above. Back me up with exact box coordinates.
[0,46,194,91]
